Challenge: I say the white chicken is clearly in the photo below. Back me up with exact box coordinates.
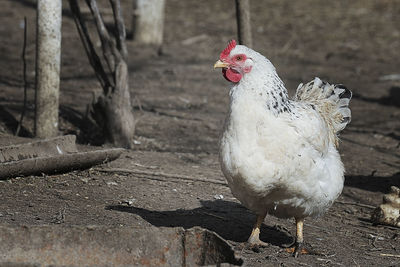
[214,40,352,256]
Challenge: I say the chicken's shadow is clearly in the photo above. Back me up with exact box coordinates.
[345,172,400,193]
[106,199,293,247]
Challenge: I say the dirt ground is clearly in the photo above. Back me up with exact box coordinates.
[1,0,400,266]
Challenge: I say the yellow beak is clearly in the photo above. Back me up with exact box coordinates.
[214,60,229,69]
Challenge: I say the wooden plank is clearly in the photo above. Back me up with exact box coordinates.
[0,148,124,179]
[0,135,77,163]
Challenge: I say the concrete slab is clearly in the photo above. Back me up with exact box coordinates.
[0,225,242,266]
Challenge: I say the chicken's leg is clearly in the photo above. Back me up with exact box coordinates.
[293,217,305,257]
[247,212,268,247]
[284,218,306,256]
[285,217,321,257]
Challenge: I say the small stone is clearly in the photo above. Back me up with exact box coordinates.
[214,194,224,200]
[120,198,136,206]
[87,225,96,230]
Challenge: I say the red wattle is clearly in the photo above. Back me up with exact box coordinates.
[222,68,242,83]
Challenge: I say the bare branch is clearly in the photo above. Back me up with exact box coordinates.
[16,17,28,136]
[85,0,122,77]
[109,0,128,61]
[235,0,252,47]
[69,0,112,93]
[70,0,135,148]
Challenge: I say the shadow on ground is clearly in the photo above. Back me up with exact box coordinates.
[107,199,293,247]
[0,106,32,138]
[353,86,400,107]
[345,173,400,193]
[59,105,105,145]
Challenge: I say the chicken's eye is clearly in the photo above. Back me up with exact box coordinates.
[236,55,243,61]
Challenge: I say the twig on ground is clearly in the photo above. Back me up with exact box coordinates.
[304,223,330,233]
[379,74,400,81]
[296,262,312,266]
[369,247,383,251]
[335,200,375,209]
[200,211,227,221]
[381,225,400,231]
[352,258,360,267]
[93,167,228,186]
[16,16,28,136]
[316,258,344,266]
[132,163,158,169]
[379,253,400,258]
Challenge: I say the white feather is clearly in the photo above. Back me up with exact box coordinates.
[220,45,347,219]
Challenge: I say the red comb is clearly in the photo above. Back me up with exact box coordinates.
[220,39,237,60]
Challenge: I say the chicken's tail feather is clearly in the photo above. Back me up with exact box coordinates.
[332,84,352,132]
[295,77,352,133]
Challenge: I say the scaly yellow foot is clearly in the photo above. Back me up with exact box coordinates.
[285,242,309,257]
[285,218,306,257]
[247,212,268,250]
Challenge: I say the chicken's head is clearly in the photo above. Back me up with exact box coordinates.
[214,40,254,83]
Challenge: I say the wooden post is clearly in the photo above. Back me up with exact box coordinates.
[235,0,252,47]
[35,0,62,138]
[131,0,165,45]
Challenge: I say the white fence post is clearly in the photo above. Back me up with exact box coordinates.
[35,0,62,138]
[132,0,165,45]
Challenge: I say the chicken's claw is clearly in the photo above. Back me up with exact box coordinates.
[247,238,269,249]
[284,242,307,257]
[284,242,323,257]
[247,229,269,252]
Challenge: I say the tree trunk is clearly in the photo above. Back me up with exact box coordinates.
[69,0,136,148]
[235,0,252,47]
[131,0,165,45]
[91,61,135,148]
[35,0,62,138]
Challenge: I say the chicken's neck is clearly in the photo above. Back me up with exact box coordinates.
[229,60,293,116]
